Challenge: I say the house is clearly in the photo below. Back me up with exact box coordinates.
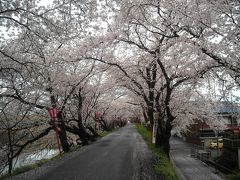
[184,101,240,148]
[214,101,240,126]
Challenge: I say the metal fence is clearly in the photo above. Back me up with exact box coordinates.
[191,145,211,162]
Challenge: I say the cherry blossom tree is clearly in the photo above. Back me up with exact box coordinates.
[0,97,53,174]
[173,0,240,85]
[76,0,232,155]
[1,0,239,163]
[0,0,101,155]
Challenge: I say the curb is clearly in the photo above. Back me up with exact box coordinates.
[169,153,187,180]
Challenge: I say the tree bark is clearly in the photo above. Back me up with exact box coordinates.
[57,111,70,152]
[7,129,13,174]
[159,87,174,156]
[77,121,89,145]
[77,88,89,145]
[86,126,99,139]
[155,57,175,156]
[47,77,70,152]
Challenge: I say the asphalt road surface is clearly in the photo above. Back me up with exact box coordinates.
[33,123,155,180]
[170,137,223,180]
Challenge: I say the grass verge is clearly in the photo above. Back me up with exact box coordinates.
[224,172,240,180]
[135,123,178,180]
[100,131,111,137]
[100,128,120,137]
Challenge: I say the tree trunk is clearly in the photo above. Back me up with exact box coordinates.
[86,126,99,139]
[155,120,172,157]
[154,75,174,156]
[7,155,12,175]
[78,121,89,145]
[65,124,90,145]
[143,110,149,123]
[77,88,88,145]
[100,117,112,131]
[146,61,157,126]
[162,120,172,156]
[47,79,70,153]
[155,124,161,147]
[158,101,174,156]
[57,111,70,152]
[7,129,13,174]
[147,108,154,126]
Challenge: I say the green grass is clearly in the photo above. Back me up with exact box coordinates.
[0,162,44,180]
[0,164,37,180]
[100,131,111,137]
[135,123,178,180]
[100,128,119,137]
[224,172,240,180]
[68,144,82,152]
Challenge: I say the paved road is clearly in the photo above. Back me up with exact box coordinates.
[27,123,154,180]
[170,137,223,180]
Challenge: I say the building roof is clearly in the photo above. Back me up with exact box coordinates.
[214,101,240,114]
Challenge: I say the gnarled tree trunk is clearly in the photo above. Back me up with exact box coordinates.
[57,111,70,152]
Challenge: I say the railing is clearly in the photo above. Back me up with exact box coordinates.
[191,145,211,162]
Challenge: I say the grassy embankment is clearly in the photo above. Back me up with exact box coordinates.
[135,123,178,180]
